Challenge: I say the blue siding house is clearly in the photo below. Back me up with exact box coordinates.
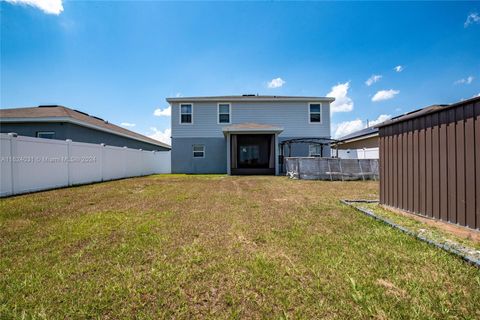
[167,95,334,175]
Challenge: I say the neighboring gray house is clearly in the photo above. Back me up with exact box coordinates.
[167,95,334,175]
[0,105,170,151]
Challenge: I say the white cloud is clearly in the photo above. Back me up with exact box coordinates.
[454,76,474,85]
[175,93,182,97]
[333,119,364,138]
[333,114,391,138]
[5,0,63,15]
[148,127,171,145]
[120,122,136,128]
[394,65,404,72]
[267,77,286,88]
[153,106,171,117]
[326,81,354,113]
[368,114,391,127]
[464,12,480,28]
[372,89,400,102]
[365,75,382,86]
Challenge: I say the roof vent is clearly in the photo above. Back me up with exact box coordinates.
[38,105,62,108]
[242,94,256,97]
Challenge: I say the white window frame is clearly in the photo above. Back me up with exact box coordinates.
[179,103,193,125]
[36,131,55,139]
[308,102,323,124]
[193,144,205,158]
[309,144,322,157]
[217,103,231,124]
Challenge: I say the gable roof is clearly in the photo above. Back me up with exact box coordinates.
[0,105,171,149]
[166,95,335,103]
[336,126,378,143]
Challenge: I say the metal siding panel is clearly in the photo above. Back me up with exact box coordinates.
[398,126,403,209]
[389,133,394,206]
[456,107,466,226]
[393,126,398,208]
[413,119,420,213]
[464,104,476,228]
[475,101,480,229]
[403,124,409,210]
[447,109,457,224]
[425,116,433,217]
[432,113,441,219]
[408,120,414,211]
[380,135,385,203]
[419,119,427,215]
[439,111,449,222]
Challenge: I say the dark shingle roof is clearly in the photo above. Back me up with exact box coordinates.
[0,105,171,149]
[336,126,378,142]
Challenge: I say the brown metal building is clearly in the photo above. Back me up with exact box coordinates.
[377,96,480,230]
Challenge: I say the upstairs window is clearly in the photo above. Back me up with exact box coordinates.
[193,145,205,158]
[36,131,55,139]
[309,103,322,123]
[180,103,193,124]
[218,103,231,124]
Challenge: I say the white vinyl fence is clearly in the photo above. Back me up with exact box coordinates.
[333,147,379,159]
[0,133,171,197]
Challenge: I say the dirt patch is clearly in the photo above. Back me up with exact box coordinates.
[380,204,480,244]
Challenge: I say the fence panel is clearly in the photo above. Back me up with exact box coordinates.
[285,157,379,181]
[0,133,171,197]
[69,141,103,185]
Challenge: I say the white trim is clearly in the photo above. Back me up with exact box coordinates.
[179,103,194,125]
[192,144,205,158]
[0,117,170,149]
[217,102,231,124]
[167,97,335,103]
[308,102,323,124]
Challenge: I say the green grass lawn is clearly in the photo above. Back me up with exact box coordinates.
[1,175,479,319]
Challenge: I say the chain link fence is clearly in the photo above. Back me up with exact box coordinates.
[285,157,379,181]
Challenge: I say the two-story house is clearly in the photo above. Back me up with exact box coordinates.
[167,95,334,175]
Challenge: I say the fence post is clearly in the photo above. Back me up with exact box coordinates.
[66,139,72,186]
[7,133,17,195]
[358,159,365,181]
[100,143,105,181]
[339,159,344,181]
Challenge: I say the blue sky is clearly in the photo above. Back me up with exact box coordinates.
[2,1,480,142]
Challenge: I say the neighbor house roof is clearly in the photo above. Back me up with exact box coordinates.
[0,105,171,149]
[375,96,480,128]
[166,95,335,103]
[335,126,378,143]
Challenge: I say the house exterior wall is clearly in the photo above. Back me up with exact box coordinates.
[171,137,227,173]
[170,100,331,174]
[171,101,331,138]
[0,122,169,151]
[335,136,379,149]
[379,97,480,230]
